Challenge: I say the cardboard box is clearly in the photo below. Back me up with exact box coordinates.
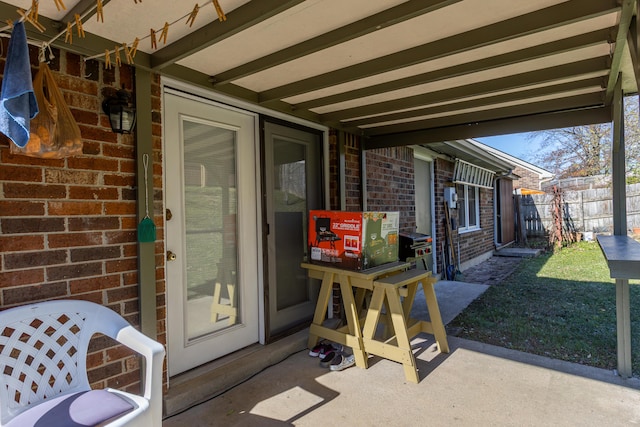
[308,210,399,270]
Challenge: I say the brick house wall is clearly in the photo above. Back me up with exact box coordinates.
[433,158,495,273]
[365,146,416,233]
[328,130,362,211]
[513,164,544,191]
[0,45,165,393]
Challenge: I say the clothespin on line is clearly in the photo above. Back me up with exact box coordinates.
[65,21,72,44]
[53,0,66,12]
[213,0,226,22]
[159,22,169,45]
[104,49,111,69]
[96,0,104,23]
[150,28,157,50]
[75,14,85,38]
[17,8,45,32]
[114,45,121,66]
[186,4,199,27]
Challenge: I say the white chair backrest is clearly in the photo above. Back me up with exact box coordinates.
[0,300,128,423]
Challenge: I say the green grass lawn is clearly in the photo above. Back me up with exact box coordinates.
[450,241,640,375]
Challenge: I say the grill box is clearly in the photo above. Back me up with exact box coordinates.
[308,210,399,270]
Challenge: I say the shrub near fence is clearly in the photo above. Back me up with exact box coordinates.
[521,183,640,237]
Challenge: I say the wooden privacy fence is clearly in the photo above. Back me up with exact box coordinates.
[520,183,640,237]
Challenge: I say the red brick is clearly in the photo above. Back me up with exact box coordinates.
[3,183,66,199]
[104,202,135,215]
[106,258,137,274]
[3,282,68,306]
[0,268,44,287]
[0,165,42,182]
[70,274,121,294]
[105,230,136,245]
[87,361,123,384]
[0,235,44,252]
[45,169,98,185]
[81,140,101,155]
[67,157,119,172]
[69,186,119,200]
[5,250,67,269]
[71,246,121,262]
[77,125,117,144]
[67,292,104,304]
[1,149,64,167]
[48,201,103,216]
[47,262,103,281]
[103,173,135,187]
[1,218,65,234]
[48,232,103,248]
[106,370,140,390]
[107,285,138,303]
[68,217,120,231]
[0,200,45,216]
[103,144,134,159]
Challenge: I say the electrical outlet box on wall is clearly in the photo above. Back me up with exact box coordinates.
[444,187,457,209]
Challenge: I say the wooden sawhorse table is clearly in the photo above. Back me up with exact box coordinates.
[301,261,410,369]
[363,269,449,383]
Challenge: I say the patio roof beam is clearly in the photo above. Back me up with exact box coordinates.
[292,29,614,111]
[257,0,620,102]
[360,92,604,136]
[149,0,306,70]
[210,0,461,86]
[342,76,606,128]
[364,105,612,149]
[319,56,610,123]
[605,0,636,104]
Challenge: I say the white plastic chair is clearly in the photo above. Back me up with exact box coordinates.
[0,300,165,427]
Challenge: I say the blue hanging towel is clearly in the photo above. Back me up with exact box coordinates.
[0,21,38,148]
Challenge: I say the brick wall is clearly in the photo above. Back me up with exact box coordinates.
[0,44,165,393]
[513,165,543,190]
[433,158,494,272]
[365,146,416,232]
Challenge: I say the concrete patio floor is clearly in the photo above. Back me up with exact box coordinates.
[163,276,640,426]
[163,333,640,426]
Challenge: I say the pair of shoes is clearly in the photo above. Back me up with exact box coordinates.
[309,342,342,358]
[319,351,338,368]
[330,353,355,371]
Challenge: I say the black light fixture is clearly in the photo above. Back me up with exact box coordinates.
[102,87,136,134]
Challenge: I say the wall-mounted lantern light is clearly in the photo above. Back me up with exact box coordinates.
[102,88,136,134]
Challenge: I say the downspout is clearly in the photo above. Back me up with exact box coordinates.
[361,138,367,211]
[338,131,346,210]
[135,68,157,339]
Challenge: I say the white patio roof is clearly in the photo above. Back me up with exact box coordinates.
[0,0,638,149]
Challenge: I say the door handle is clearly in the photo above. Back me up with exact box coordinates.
[167,251,177,261]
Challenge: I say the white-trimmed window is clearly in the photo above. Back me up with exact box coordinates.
[456,184,479,232]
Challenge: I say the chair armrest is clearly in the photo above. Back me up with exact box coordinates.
[115,326,165,401]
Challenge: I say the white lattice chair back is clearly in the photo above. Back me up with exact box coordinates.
[0,300,165,427]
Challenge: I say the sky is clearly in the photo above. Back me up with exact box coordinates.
[476,133,545,162]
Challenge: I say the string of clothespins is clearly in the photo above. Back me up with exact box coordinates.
[2,0,227,69]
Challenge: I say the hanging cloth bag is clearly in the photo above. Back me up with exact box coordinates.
[11,62,83,158]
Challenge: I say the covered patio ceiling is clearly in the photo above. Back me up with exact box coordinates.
[1,0,638,149]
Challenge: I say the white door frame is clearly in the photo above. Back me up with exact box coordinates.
[161,78,330,350]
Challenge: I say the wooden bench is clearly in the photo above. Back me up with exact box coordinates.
[363,269,449,383]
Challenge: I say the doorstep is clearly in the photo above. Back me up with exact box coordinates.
[163,329,308,418]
